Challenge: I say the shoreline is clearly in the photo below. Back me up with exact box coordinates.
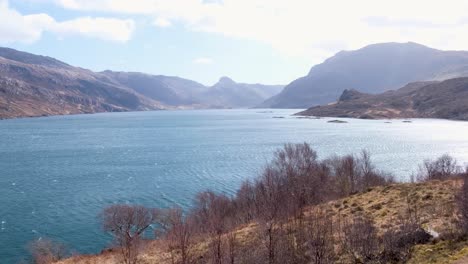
[293,112,468,122]
[0,108,299,122]
[2,108,467,122]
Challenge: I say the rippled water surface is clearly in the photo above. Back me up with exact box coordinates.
[1,109,468,262]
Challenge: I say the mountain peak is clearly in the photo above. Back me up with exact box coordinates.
[339,89,367,102]
[217,76,236,85]
[265,42,468,108]
[358,41,434,52]
[332,42,434,59]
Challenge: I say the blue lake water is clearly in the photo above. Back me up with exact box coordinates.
[1,109,468,263]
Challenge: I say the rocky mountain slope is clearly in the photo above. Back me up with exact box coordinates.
[261,42,468,108]
[296,77,468,120]
[0,47,163,119]
[0,47,283,119]
[101,70,209,108]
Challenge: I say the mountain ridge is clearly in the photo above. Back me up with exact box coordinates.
[0,47,283,119]
[260,42,468,108]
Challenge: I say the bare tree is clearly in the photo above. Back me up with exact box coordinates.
[235,180,256,223]
[329,151,393,198]
[341,216,378,262]
[224,230,238,264]
[404,192,421,226]
[29,238,68,264]
[359,150,394,189]
[255,166,284,264]
[158,207,194,264]
[458,168,468,235]
[101,204,158,264]
[417,154,461,181]
[380,218,431,263]
[328,154,361,197]
[257,143,332,224]
[191,191,233,264]
[306,209,335,264]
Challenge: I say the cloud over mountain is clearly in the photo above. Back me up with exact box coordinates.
[36,0,468,62]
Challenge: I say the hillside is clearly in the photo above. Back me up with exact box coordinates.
[296,77,468,120]
[0,47,283,119]
[101,71,209,107]
[55,179,466,264]
[0,48,163,119]
[260,42,468,108]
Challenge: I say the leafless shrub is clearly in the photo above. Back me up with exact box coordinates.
[328,151,393,197]
[380,220,431,263]
[417,154,462,181]
[380,227,402,263]
[234,180,256,223]
[341,216,378,262]
[29,238,68,264]
[101,204,158,264]
[380,195,432,263]
[235,236,267,264]
[457,168,468,235]
[270,143,325,217]
[360,150,394,188]
[224,231,238,264]
[192,191,233,264]
[254,166,284,264]
[157,207,194,264]
[404,192,421,226]
[306,209,335,264]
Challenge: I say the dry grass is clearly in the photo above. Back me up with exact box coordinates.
[56,179,466,264]
[408,240,468,264]
[320,179,461,234]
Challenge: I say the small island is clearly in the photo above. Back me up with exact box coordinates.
[327,119,348,123]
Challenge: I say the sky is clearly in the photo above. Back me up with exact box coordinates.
[2,0,468,85]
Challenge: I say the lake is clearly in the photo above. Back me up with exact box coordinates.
[1,109,468,263]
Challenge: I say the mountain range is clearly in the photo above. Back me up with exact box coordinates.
[260,42,468,108]
[3,42,468,120]
[0,47,283,119]
[296,78,468,120]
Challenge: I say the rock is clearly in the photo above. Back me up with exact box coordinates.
[327,119,348,123]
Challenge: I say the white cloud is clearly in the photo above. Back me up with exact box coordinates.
[193,57,214,65]
[0,0,134,44]
[52,17,134,42]
[153,17,171,28]
[0,1,53,43]
[28,0,468,62]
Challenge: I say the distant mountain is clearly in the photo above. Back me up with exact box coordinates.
[296,77,468,121]
[202,77,284,108]
[0,47,283,119]
[260,42,468,108]
[101,71,209,107]
[103,73,283,109]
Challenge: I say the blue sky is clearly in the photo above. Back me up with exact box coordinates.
[2,0,468,85]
